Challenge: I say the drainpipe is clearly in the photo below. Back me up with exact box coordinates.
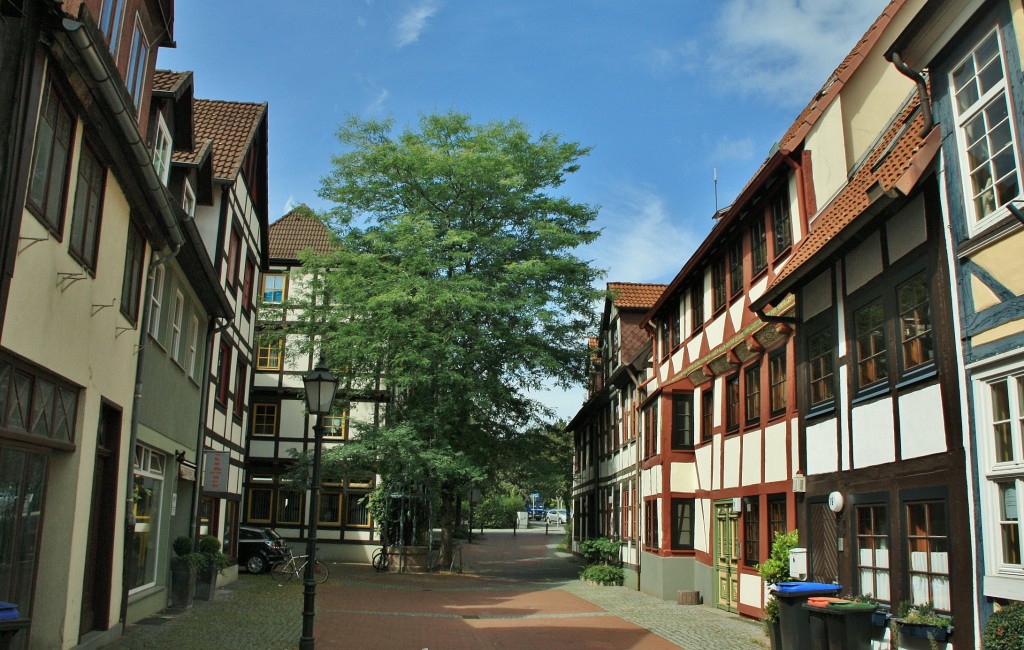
[189,315,231,547]
[118,244,180,627]
[889,52,933,138]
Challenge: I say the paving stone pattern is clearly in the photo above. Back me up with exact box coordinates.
[102,528,767,649]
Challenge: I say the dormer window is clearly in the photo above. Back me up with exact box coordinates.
[182,180,196,217]
[152,115,172,184]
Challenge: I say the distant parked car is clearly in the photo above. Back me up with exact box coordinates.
[527,503,547,520]
[238,525,289,573]
[546,509,567,525]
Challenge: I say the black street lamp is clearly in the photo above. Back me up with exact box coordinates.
[299,355,339,650]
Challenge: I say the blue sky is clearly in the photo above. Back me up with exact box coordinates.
[160,0,889,420]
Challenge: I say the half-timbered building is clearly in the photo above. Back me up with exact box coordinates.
[568,282,664,584]
[247,207,384,563]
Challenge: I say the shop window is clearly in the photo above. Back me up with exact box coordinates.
[318,491,343,526]
[0,447,47,618]
[247,481,273,524]
[129,445,164,591]
[277,491,303,525]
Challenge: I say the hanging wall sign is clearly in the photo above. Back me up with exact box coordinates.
[204,450,230,492]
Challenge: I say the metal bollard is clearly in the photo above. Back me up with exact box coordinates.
[545,522,549,535]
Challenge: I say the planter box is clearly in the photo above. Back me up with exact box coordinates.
[893,619,952,642]
[169,563,195,609]
[194,566,218,601]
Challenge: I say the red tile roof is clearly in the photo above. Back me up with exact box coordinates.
[152,70,190,95]
[769,95,929,290]
[267,207,339,259]
[608,282,667,310]
[177,99,266,181]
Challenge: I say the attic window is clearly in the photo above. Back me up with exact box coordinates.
[152,115,172,184]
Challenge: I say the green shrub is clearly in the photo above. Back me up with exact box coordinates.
[172,535,194,557]
[580,563,623,586]
[475,494,522,528]
[985,601,1024,649]
[580,537,620,566]
[198,535,229,573]
[757,529,799,624]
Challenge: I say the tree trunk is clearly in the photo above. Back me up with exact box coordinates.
[438,486,456,569]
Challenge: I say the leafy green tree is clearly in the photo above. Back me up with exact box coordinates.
[291,112,602,564]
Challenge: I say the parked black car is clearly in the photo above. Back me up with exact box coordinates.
[237,525,289,573]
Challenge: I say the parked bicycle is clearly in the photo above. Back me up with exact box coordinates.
[271,547,329,585]
[371,545,390,572]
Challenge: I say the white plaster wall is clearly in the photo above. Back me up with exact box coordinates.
[803,270,833,319]
[899,384,948,459]
[852,397,897,468]
[748,273,768,304]
[696,444,713,491]
[706,313,726,349]
[686,333,703,359]
[764,421,789,483]
[250,439,276,457]
[728,299,745,332]
[807,418,839,475]
[642,465,663,495]
[670,461,699,493]
[712,434,722,490]
[740,572,763,608]
[806,98,848,213]
[695,498,711,553]
[741,430,763,486]
[723,435,741,488]
[886,194,927,263]
[845,231,882,293]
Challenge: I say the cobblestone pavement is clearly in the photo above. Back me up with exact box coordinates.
[103,527,767,649]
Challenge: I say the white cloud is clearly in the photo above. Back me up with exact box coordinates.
[283,195,298,213]
[643,41,700,76]
[395,1,440,48]
[708,135,756,166]
[707,0,890,106]
[589,183,701,284]
[365,88,390,115]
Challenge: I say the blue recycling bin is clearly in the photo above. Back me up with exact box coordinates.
[772,581,842,650]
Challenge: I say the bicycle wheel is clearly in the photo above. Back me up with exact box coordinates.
[314,560,329,583]
[372,548,388,572]
[272,560,294,585]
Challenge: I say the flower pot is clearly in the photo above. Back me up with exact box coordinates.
[169,561,195,609]
[194,565,218,601]
[764,618,782,650]
[893,619,952,642]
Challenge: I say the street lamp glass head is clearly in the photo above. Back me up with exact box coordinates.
[303,355,339,414]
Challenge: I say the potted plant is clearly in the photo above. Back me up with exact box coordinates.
[757,530,799,650]
[891,601,953,644]
[169,536,204,608]
[194,535,229,601]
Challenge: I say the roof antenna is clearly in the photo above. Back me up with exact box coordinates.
[714,167,719,213]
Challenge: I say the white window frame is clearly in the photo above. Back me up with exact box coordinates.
[187,315,199,378]
[261,273,286,304]
[950,27,1023,236]
[148,264,164,340]
[973,357,1024,598]
[182,179,196,217]
[170,291,184,363]
[152,115,172,185]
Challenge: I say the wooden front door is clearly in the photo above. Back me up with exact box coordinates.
[810,502,839,584]
[714,500,740,612]
[80,404,120,640]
